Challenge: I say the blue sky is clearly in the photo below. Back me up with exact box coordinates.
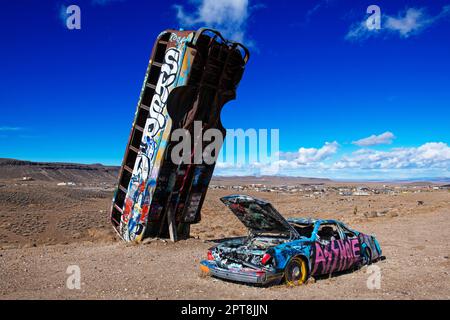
[1,0,449,179]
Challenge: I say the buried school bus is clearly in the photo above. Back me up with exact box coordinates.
[110,28,249,242]
[200,195,384,285]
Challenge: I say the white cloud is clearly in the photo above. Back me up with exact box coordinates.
[216,161,240,169]
[279,141,339,165]
[58,4,68,26]
[214,141,450,180]
[345,20,373,41]
[294,141,339,164]
[214,141,338,176]
[305,0,332,21]
[385,8,432,37]
[174,0,250,42]
[345,6,450,41]
[333,142,450,170]
[353,131,395,147]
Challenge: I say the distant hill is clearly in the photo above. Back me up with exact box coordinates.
[0,158,334,185]
[0,158,119,183]
[1,158,447,185]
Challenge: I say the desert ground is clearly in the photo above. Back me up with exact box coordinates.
[0,160,449,299]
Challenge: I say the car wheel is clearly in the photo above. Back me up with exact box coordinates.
[284,257,308,286]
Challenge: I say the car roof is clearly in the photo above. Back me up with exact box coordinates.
[287,218,343,225]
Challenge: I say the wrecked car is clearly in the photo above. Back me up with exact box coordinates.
[200,195,383,285]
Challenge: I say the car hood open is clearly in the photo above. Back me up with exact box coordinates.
[220,195,299,237]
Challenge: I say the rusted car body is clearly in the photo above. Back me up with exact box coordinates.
[110,29,249,242]
[200,195,383,285]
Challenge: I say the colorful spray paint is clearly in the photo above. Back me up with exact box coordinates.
[110,29,250,242]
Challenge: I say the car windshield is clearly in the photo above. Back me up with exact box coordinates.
[289,223,314,238]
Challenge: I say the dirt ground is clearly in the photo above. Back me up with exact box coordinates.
[0,180,449,299]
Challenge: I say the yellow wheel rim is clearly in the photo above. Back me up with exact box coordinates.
[285,257,307,286]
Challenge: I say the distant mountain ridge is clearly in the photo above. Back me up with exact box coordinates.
[0,158,333,185]
[0,158,119,183]
[0,158,448,185]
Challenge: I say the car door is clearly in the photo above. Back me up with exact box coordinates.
[311,222,345,276]
[337,223,363,269]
